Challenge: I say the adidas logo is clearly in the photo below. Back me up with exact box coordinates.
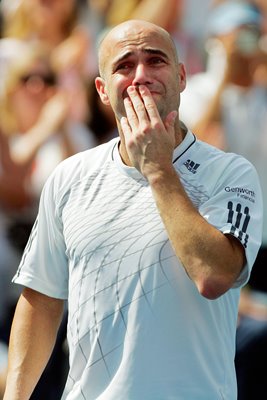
[184,159,200,174]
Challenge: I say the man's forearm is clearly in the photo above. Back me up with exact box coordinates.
[4,288,64,400]
[148,168,245,299]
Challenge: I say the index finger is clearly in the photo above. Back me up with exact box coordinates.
[138,85,161,122]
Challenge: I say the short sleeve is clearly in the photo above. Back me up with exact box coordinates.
[199,156,263,288]
[12,171,69,299]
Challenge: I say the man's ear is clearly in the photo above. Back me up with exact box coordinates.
[95,77,110,105]
[178,63,187,93]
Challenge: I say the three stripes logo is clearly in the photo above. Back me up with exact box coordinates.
[184,159,200,174]
[227,201,250,248]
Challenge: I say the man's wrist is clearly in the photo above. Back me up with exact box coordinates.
[146,165,179,188]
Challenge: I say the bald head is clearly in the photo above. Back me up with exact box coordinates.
[98,19,178,78]
[95,18,186,128]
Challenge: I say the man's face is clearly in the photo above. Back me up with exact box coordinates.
[96,22,186,122]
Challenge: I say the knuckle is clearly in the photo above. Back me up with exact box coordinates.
[152,121,162,130]
[141,122,150,134]
[127,138,135,148]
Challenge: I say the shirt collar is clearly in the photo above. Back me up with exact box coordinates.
[112,130,196,180]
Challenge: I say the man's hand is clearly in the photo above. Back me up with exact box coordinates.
[120,85,177,180]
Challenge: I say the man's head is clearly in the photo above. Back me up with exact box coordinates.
[95,19,186,123]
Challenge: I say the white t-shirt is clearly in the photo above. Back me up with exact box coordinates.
[13,131,262,400]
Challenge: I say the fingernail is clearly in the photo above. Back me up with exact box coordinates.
[127,86,135,93]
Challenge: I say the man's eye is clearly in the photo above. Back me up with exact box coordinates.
[116,63,132,71]
[150,57,165,65]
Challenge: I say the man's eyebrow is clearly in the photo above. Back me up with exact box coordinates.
[112,48,169,66]
[143,48,169,59]
[112,51,134,66]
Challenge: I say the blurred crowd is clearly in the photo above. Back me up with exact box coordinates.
[0,0,266,399]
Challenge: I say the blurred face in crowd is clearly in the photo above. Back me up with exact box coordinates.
[218,25,262,57]
[9,60,57,133]
[95,20,186,124]
[214,23,267,85]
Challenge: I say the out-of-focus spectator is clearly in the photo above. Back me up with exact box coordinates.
[170,1,204,74]
[1,0,92,71]
[179,2,267,398]
[0,0,95,122]
[0,38,94,205]
[176,0,213,68]
[0,38,95,398]
[180,0,265,139]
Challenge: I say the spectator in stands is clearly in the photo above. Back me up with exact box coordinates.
[0,37,94,399]
[179,2,267,398]
[0,0,95,122]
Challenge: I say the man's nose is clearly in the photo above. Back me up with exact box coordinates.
[132,64,151,86]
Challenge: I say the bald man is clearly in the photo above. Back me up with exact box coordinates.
[4,20,262,400]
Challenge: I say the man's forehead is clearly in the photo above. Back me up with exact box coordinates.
[98,20,177,74]
[105,23,171,51]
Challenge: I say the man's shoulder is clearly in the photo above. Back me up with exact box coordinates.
[195,138,252,169]
[55,137,117,172]
[44,138,119,193]
[187,137,259,190]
